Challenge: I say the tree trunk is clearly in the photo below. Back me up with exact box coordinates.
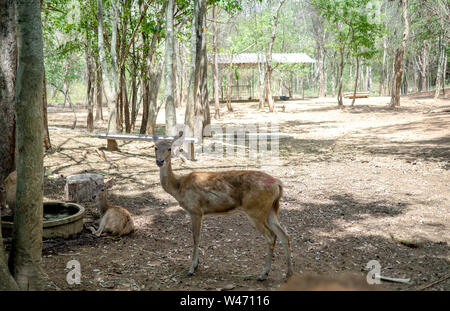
[318,44,325,97]
[337,48,345,107]
[0,0,19,290]
[95,58,103,121]
[389,0,409,108]
[434,35,446,101]
[123,71,131,133]
[226,57,234,111]
[0,0,17,181]
[351,57,360,106]
[185,0,207,139]
[97,0,118,150]
[379,37,387,95]
[417,41,430,92]
[42,70,51,150]
[212,4,220,119]
[9,0,45,290]
[146,62,164,134]
[85,34,95,132]
[164,0,177,136]
[139,1,165,134]
[264,0,286,112]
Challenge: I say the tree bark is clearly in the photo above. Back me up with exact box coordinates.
[337,47,345,107]
[185,0,208,139]
[85,33,95,132]
[264,0,286,112]
[434,35,446,101]
[95,58,103,121]
[0,0,17,181]
[379,37,387,95]
[0,0,19,290]
[139,0,166,134]
[97,0,118,150]
[164,0,177,136]
[389,0,409,108]
[42,70,51,150]
[212,4,220,119]
[351,57,360,106]
[226,56,234,111]
[9,0,45,290]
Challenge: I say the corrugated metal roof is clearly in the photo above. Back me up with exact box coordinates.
[208,53,316,65]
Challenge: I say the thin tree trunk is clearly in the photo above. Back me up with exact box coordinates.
[226,56,234,111]
[121,69,131,133]
[9,0,45,290]
[164,0,177,136]
[140,0,166,134]
[337,47,345,107]
[42,70,51,150]
[351,57,360,106]
[434,35,446,101]
[0,0,19,290]
[97,0,118,150]
[85,34,95,132]
[212,4,220,119]
[95,58,103,121]
[390,0,409,108]
[264,0,286,112]
[379,37,387,95]
[146,62,164,134]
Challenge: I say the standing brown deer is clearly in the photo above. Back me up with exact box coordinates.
[154,133,293,281]
[88,178,135,237]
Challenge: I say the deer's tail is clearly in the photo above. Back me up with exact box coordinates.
[271,181,283,216]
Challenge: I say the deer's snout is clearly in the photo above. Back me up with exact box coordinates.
[156,159,165,167]
[92,194,97,200]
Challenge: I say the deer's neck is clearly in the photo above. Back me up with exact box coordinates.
[97,194,110,215]
[159,160,180,200]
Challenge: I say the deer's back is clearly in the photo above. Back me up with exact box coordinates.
[103,205,134,235]
[177,170,282,215]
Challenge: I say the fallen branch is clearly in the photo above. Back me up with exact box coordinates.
[390,233,419,248]
[379,275,410,284]
[417,273,450,291]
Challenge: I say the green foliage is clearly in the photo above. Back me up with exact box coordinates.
[312,0,383,61]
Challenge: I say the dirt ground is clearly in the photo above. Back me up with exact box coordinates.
[6,93,450,291]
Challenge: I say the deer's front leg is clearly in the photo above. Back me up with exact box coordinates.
[188,213,202,276]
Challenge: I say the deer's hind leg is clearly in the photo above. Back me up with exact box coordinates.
[247,212,277,281]
[267,208,293,279]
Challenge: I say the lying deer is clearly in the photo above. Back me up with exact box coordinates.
[88,178,135,237]
[154,133,293,281]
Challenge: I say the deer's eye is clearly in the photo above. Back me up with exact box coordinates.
[168,148,171,152]
[101,189,104,192]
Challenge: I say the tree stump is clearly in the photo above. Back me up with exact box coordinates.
[64,173,103,203]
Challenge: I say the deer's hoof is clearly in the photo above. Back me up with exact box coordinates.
[257,273,268,282]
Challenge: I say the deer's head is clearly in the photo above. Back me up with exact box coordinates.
[154,131,184,168]
[91,178,113,202]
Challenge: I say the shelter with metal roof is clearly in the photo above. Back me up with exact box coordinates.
[208,53,316,67]
[207,53,316,100]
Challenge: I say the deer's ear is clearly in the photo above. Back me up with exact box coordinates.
[152,134,159,144]
[105,179,114,189]
[172,131,184,147]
